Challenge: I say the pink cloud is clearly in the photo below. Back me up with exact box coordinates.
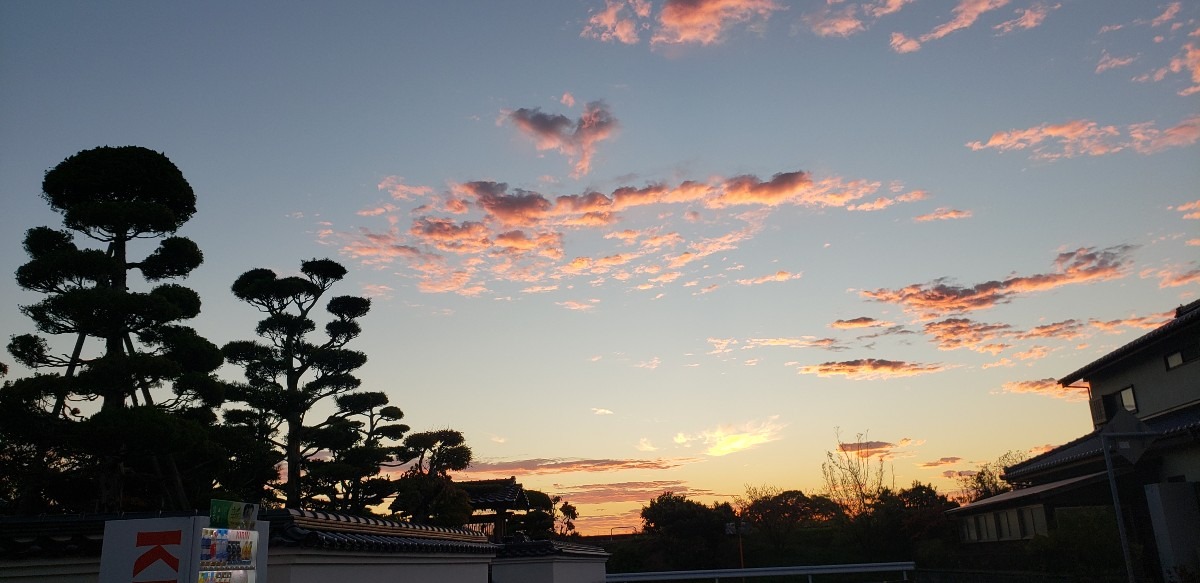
[924,0,1011,42]
[1089,312,1174,334]
[1016,319,1086,340]
[1013,345,1050,361]
[890,32,922,53]
[914,208,972,222]
[503,101,619,177]
[968,115,1200,159]
[992,3,1058,35]
[378,175,434,200]
[797,359,947,380]
[1150,2,1182,28]
[558,299,600,311]
[1002,378,1086,401]
[561,92,576,107]
[923,318,1012,353]
[582,0,644,44]
[863,246,1136,318]
[552,480,705,504]
[1145,266,1200,288]
[652,0,785,46]
[1095,50,1137,73]
[803,4,864,38]
[464,457,693,478]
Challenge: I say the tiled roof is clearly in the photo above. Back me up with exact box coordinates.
[1059,299,1200,385]
[264,508,498,555]
[458,477,531,510]
[497,539,610,559]
[1004,403,1200,481]
[945,471,1108,515]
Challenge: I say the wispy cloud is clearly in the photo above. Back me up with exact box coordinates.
[914,208,972,222]
[503,101,619,177]
[592,407,615,415]
[798,359,947,380]
[967,115,1200,160]
[465,457,694,477]
[992,3,1059,36]
[800,0,914,39]
[862,246,1136,318]
[1001,378,1087,401]
[553,480,709,504]
[673,416,785,456]
[735,270,802,286]
[1095,50,1137,73]
[559,299,600,311]
[831,316,894,329]
[839,436,919,459]
[636,438,658,452]
[923,318,1011,353]
[919,456,963,468]
[890,0,1020,53]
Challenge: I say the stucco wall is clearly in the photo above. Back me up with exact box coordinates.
[0,557,100,583]
[267,548,492,583]
[491,555,607,583]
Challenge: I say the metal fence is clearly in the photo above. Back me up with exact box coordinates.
[605,561,916,582]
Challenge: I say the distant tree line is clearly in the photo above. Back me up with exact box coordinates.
[0,146,477,524]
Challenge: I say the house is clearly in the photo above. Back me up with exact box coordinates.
[949,299,1200,580]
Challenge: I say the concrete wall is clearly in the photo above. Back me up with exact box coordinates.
[0,557,100,583]
[267,548,492,583]
[491,555,608,583]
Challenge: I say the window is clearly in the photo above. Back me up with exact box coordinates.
[1119,386,1137,413]
[1166,341,1200,370]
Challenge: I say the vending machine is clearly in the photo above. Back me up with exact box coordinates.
[99,500,268,583]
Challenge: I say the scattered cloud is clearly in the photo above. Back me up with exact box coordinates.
[838,437,919,459]
[1174,200,1200,220]
[673,416,785,456]
[967,115,1200,160]
[582,0,649,44]
[559,299,600,311]
[862,246,1136,318]
[890,0,1016,53]
[1144,265,1200,288]
[1096,50,1137,73]
[503,101,619,177]
[797,359,947,380]
[923,318,1012,353]
[592,407,615,415]
[636,438,658,452]
[1001,378,1087,400]
[1016,319,1087,340]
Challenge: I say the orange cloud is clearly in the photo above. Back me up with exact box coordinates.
[919,456,963,468]
[1175,200,1200,220]
[735,270,802,286]
[890,32,921,53]
[652,0,784,46]
[923,318,1012,353]
[1150,2,1182,28]
[1014,345,1050,361]
[1128,114,1200,153]
[914,208,972,222]
[802,4,864,38]
[838,437,919,460]
[862,245,1135,318]
[558,299,600,311]
[1002,378,1087,401]
[409,217,491,253]
[831,317,893,329]
[798,359,947,380]
[1089,311,1173,333]
[503,101,619,177]
[1145,266,1200,288]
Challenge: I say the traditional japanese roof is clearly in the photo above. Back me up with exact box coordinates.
[458,477,530,510]
[266,508,496,554]
[1003,402,1200,482]
[496,539,610,559]
[1059,299,1200,386]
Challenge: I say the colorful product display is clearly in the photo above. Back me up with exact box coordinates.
[197,527,258,582]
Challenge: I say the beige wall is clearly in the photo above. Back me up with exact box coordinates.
[491,555,608,583]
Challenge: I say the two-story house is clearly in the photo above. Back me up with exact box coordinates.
[948,299,1200,580]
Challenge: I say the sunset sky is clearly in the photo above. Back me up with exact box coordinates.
[1,1,1197,534]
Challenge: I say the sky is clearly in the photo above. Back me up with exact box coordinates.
[1,1,1197,535]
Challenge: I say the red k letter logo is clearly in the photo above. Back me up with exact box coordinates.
[132,530,181,577]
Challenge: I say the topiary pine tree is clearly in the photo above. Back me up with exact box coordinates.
[4,146,226,513]
[221,258,378,509]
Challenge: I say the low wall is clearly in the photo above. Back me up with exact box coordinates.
[492,554,608,583]
[268,547,492,583]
